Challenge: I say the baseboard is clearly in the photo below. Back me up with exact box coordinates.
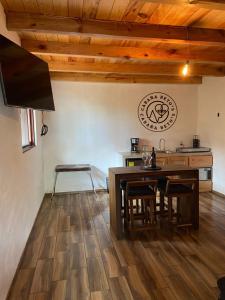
[6,194,46,300]
[45,188,107,197]
[212,190,225,198]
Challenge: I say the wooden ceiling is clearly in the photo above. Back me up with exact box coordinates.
[2,0,225,84]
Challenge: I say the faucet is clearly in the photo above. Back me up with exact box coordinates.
[159,138,166,152]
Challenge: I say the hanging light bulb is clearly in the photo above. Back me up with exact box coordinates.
[182,60,189,76]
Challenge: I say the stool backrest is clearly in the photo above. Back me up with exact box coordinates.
[165,178,197,194]
[126,180,158,192]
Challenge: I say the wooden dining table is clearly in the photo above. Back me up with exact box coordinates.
[108,165,199,239]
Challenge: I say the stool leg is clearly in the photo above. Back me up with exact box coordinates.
[160,191,165,216]
[146,200,150,224]
[141,199,145,224]
[121,190,124,215]
[136,199,139,215]
[123,191,127,218]
[177,197,181,224]
[51,172,58,200]
[149,200,156,224]
[153,199,157,224]
[130,199,134,230]
[168,196,173,223]
[125,196,129,222]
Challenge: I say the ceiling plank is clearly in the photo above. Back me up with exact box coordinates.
[22,39,225,63]
[46,60,225,76]
[50,72,202,84]
[7,12,225,47]
[144,0,225,11]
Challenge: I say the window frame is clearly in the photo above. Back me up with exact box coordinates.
[21,108,36,152]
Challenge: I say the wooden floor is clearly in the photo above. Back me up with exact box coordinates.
[8,191,225,300]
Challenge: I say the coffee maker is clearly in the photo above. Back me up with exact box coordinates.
[130,138,139,153]
[193,135,200,148]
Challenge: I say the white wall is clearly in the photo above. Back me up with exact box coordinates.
[44,81,198,192]
[0,4,44,299]
[197,77,225,194]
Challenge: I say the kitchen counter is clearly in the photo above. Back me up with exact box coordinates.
[119,151,213,192]
[120,151,212,159]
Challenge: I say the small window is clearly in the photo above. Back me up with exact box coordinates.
[21,108,36,152]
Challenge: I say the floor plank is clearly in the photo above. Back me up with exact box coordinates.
[39,236,56,259]
[8,191,225,300]
[91,291,112,300]
[87,256,109,292]
[9,269,34,300]
[28,292,49,300]
[109,276,133,300]
[30,259,53,293]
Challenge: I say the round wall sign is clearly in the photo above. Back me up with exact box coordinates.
[138,92,178,132]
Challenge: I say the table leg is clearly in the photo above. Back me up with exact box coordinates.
[51,172,58,200]
[109,172,123,239]
[193,170,199,229]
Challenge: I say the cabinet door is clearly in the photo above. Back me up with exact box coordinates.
[199,181,212,192]
[157,157,168,167]
[168,156,189,166]
[189,155,213,168]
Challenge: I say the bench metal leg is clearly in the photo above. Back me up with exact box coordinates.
[51,172,59,200]
[88,171,96,195]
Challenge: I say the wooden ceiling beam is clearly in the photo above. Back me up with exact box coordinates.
[50,72,202,84]
[46,60,225,77]
[145,0,225,11]
[22,39,225,63]
[7,12,225,47]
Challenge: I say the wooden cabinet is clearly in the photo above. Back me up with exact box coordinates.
[199,181,212,192]
[160,154,213,192]
[188,155,213,192]
[167,156,189,166]
[156,157,168,167]
[189,155,213,168]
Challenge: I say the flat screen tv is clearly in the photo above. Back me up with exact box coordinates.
[0,34,55,111]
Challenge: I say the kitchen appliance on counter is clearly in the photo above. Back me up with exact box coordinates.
[176,147,211,153]
[130,138,139,153]
[193,135,200,148]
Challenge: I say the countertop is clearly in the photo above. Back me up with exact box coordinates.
[120,151,212,159]
[109,165,198,174]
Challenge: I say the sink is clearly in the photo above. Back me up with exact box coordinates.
[156,150,174,154]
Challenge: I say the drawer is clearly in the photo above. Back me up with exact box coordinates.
[167,156,189,166]
[157,157,168,167]
[189,155,213,168]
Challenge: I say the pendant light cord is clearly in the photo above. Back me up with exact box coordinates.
[41,111,48,136]
[182,26,190,76]
[187,26,190,64]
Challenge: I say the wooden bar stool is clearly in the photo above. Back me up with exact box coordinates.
[124,180,158,232]
[141,176,168,216]
[120,178,142,217]
[164,178,197,230]
[51,164,95,199]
